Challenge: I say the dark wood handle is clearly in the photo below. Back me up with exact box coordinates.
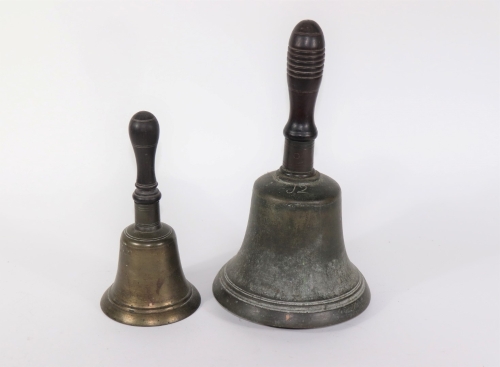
[282,20,324,175]
[129,111,161,204]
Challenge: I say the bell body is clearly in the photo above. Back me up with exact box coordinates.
[213,169,370,328]
[101,204,200,326]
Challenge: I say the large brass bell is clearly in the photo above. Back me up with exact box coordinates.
[101,111,200,326]
[212,20,370,328]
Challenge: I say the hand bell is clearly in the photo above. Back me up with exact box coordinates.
[212,20,370,328]
[101,111,200,326]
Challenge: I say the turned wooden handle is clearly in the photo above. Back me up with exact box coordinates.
[282,20,325,174]
[129,111,161,204]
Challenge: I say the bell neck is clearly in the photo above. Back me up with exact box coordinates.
[134,202,161,232]
[282,139,315,176]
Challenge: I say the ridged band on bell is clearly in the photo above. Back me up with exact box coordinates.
[212,20,370,328]
[100,111,200,326]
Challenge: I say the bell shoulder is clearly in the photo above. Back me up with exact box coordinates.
[252,169,341,205]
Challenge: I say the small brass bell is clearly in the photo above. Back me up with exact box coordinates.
[101,111,200,326]
[212,20,370,328]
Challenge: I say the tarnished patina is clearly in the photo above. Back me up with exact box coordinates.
[213,20,370,328]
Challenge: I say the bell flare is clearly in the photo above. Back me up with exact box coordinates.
[101,223,200,326]
[212,170,370,328]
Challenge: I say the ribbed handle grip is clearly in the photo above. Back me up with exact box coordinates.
[287,45,324,80]
[282,20,325,174]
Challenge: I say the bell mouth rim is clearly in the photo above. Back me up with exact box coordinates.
[100,282,200,327]
[105,285,195,313]
[213,267,370,329]
[218,265,367,313]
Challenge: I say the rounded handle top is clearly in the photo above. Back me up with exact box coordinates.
[129,111,160,148]
[287,20,325,82]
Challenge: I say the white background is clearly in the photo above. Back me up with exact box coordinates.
[0,1,498,366]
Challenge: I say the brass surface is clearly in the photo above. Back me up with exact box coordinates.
[101,223,200,326]
[101,111,200,326]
